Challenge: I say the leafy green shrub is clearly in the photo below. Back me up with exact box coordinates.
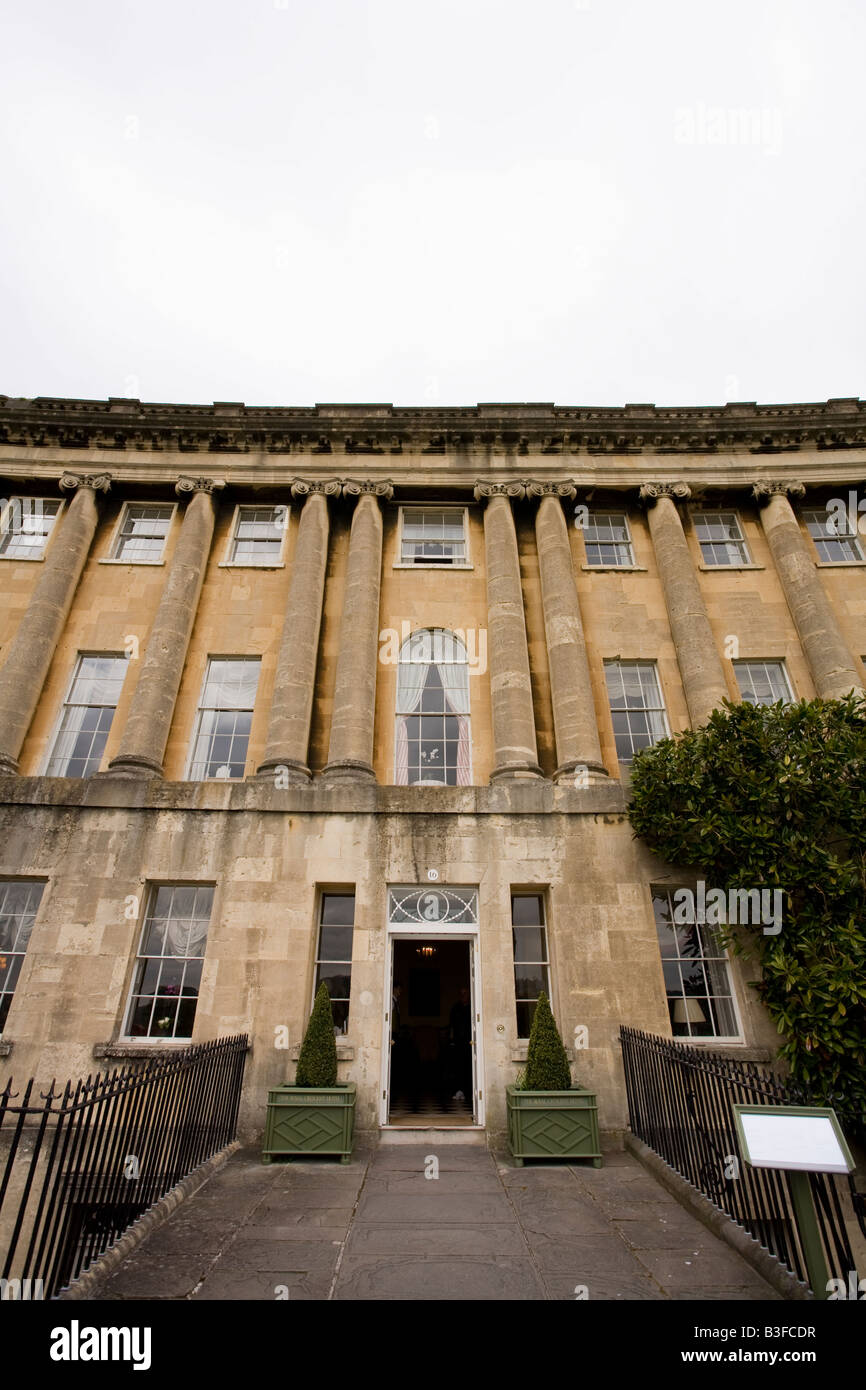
[295,981,338,1087]
[524,991,572,1090]
[628,694,866,1134]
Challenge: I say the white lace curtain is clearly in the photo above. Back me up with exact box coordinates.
[395,628,471,784]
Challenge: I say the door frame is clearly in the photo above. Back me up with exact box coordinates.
[380,929,484,1128]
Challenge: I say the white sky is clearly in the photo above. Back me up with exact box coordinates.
[1,0,864,408]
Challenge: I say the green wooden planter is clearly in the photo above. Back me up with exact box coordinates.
[262,1082,356,1163]
[506,1085,602,1167]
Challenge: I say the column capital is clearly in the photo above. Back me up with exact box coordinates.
[752,479,806,504]
[290,477,343,499]
[473,480,528,501]
[525,479,578,500]
[175,475,225,496]
[341,479,394,500]
[637,481,691,506]
[59,471,112,493]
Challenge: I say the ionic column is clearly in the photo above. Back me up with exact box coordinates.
[104,476,222,778]
[475,482,543,780]
[257,479,341,783]
[322,480,393,783]
[639,482,728,728]
[754,480,864,698]
[529,482,607,783]
[0,471,111,775]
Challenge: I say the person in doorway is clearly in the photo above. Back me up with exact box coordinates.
[449,986,472,1104]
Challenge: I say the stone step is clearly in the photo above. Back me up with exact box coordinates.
[378,1126,487,1145]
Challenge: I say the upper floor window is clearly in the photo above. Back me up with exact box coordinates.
[187,658,261,780]
[582,511,634,567]
[399,508,468,566]
[693,511,751,566]
[803,508,865,564]
[124,884,214,1039]
[0,881,45,1033]
[45,654,128,777]
[395,629,471,786]
[734,660,792,706]
[314,893,355,1036]
[111,503,174,562]
[604,661,669,762]
[511,894,550,1039]
[0,497,62,560]
[652,886,740,1041]
[225,505,287,565]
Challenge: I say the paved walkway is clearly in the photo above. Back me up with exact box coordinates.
[95,1143,780,1301]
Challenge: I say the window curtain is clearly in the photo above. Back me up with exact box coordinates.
[395,642,428,784]
[395,629,472,786]
[436,656,471,786]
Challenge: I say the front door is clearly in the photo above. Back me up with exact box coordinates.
[381,884,483,1128]
[386,937,475,1125]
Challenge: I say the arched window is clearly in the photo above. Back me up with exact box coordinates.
[395,628,471,786]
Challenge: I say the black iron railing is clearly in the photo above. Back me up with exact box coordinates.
[620,1027,864,1292]
[0,1034,248,1298]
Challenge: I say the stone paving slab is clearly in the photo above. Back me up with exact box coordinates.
[343,1222,529,1257]
[333,1254,548,1301]
[92,1141,781,1302]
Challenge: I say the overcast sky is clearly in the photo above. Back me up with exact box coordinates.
[1,0,864,409]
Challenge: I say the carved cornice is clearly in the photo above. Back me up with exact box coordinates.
[175,475,225,495]
[341,479,395,500]
[638,481,692,506]
[58,471,112,493]
[752,479,807,503]
[290,477,343,499]
[4,396,865,457]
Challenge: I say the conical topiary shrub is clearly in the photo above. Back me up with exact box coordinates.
[523,991,571,1091]
[295,981,338,1087]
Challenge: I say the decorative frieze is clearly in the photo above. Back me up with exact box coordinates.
[3,395,866,457]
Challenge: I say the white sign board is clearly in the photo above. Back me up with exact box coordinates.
[734,1106,853,1174]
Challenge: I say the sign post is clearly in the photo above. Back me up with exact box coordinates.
[732,1103,855,1300]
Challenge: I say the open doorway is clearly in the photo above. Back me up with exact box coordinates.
[388,938,475,1126]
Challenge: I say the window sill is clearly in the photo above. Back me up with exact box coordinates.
[815,559,866,568]
[98,558,166,566]
[95,1041,194,1059]
[392,563,473,571]
[0,554,44,562]
[581,565,647,573]
[698,563,764,572]
[218,561,286,570]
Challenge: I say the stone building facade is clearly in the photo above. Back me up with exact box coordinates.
[0,394,864,1144]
